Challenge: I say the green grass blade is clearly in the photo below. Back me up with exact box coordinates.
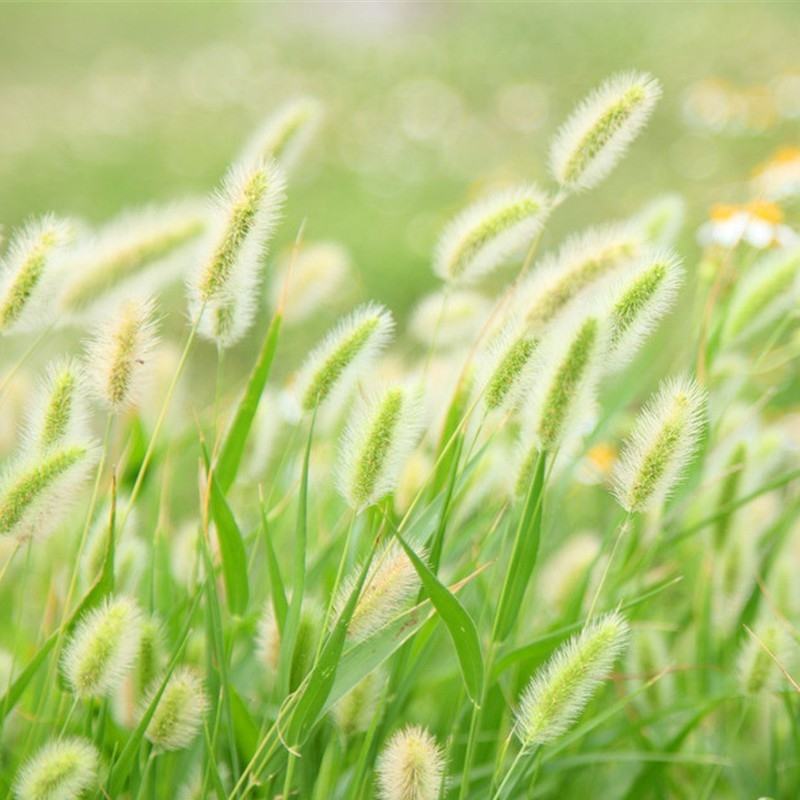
[260,495,288,634]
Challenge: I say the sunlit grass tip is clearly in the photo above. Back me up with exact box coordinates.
[613,375,706,513]
[337,383,425,511]
[143,665,209,751]
[333,540,424,643]
[190,158,286,348]
[62,596,143,699]
[376,724,445,800]
[434,184,550,284]
[294,302,395,412]
[84,295,159,412]
[55,200,207,320]
[0,215,74,335]
[606,248,685,370]
[515,611,630,747]
[14,737,99,800]
[0,440,97,541]
[242,96,322,174]
[550,71,661,193]
[23,357,88,452]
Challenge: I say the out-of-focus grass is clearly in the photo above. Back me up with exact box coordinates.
[1,2,798,315]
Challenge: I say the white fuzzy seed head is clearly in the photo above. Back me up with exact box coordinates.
[515,611,630,748]
[333,541,423,643]
[613,376,706,513]
[294,303,395,412]
[606,248,685,370]
[23,358,88,452]
[550,71,661,192]
[409,289,489,350]
[55,201,207,320]
[62,596,143,699]
[14,737,99,800]
[332,669,385,737]
[737,618,790,695]
[337,384,424,511]
[242,96,322,174]
[376,725,445,800]
[523,303,610,452]
[434,185,550,284]
[255,598,320,687]
[191,159,286,348]
[84,295,159,412]
[270,240,350,324]
[0,441,97,541]
[630,194,686,247]
[144,666,209,751]
[0,215,74,335]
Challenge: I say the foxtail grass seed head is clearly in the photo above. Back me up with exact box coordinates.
[723,244,800,343]
[332,669,385,737]
[14,738,99,800]
[550,72,661,192]
[524,304,609,452]
[606,249,684,370]
[613,376,706,513]
[516,223,642,332]
[0,215,73,335]
[434,185,549,284]
[477,319,538,413]
[256,599,320,686]
[631,194,686,247]
[409,289,489,350]
[242,96,322,173]
[56,202,206,319]
[143,666,209,751]
[337,384,424,510]
[191,159,286,348]
[515,611,630,747]
[376,725,445,800]
[334,541,423,642]
[24,359,88,452]
[737,619,790,694]
[62,597,143,699]
[0,442,97,540]
[270,240,350,324]
[294,303,394,411]
[85,296,159,412]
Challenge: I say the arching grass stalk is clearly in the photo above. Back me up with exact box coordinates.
[585,512,633,620]
[0,324,54,402]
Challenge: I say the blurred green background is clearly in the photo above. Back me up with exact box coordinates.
[1,1,798,314]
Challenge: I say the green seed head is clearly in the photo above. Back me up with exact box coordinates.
[376,725,445,800]
[481,327,538,412]
[24,359,87,452]
[144,666,209,752]
[14,738,99,800]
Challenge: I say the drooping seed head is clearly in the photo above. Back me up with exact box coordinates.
[409,289,490,350]
[613,376,706,513]
[630,194,686,247]
[515,223,642,333]
[62,596,143,699]
[242,96,322,174]
[143,666,209,751]
[190,159,286,348]
[723,244,800,343]
[332,669,385,737]
[337,384,424,511]
[434,185,550,284]
[376,725,445,800]
[523,304,609,452]
[84,295,159,412]
[24,359,88,452]
[333,541,423,643]
[14,738,99,800]
[477,319,538,413]
[294,303,395,412]
[56,201,206,319]
[737,617,790,694]
[0,215,73,335]
[0,442,97,540]
[270,240,350,324]
[515,611,630,748]
[550,71,661,192]
[606,249,684,370]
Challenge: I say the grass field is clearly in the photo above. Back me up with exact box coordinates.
[1,3,799,799]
